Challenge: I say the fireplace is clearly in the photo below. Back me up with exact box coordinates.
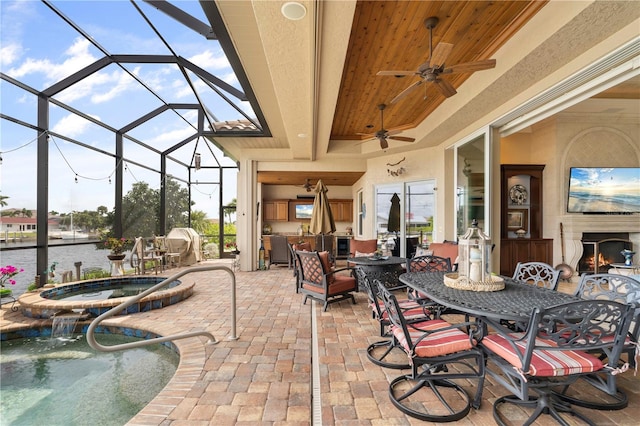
[578,233,632,274]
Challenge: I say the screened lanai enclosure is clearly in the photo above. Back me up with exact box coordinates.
[1,0,268,283]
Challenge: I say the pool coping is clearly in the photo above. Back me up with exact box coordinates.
[17,277,195,319]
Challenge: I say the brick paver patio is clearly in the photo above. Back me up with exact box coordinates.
[1,259,638,425]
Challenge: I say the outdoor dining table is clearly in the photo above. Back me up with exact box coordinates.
[399,271,581,322]
[348,255,407,290]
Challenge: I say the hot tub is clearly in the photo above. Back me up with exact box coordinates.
[17,276,194,319]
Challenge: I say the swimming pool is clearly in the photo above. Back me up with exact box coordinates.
[0,328,179,426]
[17,276,194,319]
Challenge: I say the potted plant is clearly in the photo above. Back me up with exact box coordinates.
[225,242,240,255]
[1,265,23,297]
[104,237,131,260]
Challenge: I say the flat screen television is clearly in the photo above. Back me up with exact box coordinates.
[295,203,313,220]
[567,167,640,214]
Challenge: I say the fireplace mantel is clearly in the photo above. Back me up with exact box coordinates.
[561,215,640,272]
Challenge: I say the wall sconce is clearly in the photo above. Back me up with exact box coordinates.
[194,153,201,170]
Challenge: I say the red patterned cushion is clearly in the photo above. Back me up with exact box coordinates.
[392,319,473,358]
[482,333,604,377]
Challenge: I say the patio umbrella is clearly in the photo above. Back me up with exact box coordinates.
[309,179,336,251]
[387,193,401,233]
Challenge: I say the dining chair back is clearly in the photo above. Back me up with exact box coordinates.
[376,280,485,422]
[295,250,357,311]
[480,299,634,425]
[407,254,452,273]
[512,261,561,290]
[405,255,452,302]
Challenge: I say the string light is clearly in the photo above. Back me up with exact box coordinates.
[0,131,44,162]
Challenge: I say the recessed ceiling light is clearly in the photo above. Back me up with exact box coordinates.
[297,133,307,138]
[281,2,306,21]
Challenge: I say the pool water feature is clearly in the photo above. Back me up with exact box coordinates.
[18,276,194,319]
[0,332,179,426]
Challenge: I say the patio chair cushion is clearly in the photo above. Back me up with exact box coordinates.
[318,251,335,283]
[293,242,312,252]
[302,275,356,295]
[428,242,459,269]
[392,319,473,358]
[349,239,378,257]
[355,250,376,257]
[482,333,604,377]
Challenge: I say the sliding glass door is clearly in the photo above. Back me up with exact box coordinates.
[375,180,436,257]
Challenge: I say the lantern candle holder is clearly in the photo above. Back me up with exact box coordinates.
[444,219,504,291]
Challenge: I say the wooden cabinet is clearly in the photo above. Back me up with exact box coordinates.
[500,239,553,276]
[263,200,289,221]
[330,200,353,222]
[264,199,352,223]
[500,164,552,276]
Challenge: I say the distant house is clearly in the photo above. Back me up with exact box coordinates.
[0,217,58,234]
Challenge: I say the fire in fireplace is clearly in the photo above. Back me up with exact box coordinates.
[578,233,632,274]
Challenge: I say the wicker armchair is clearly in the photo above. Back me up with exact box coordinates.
[267,235,290,268]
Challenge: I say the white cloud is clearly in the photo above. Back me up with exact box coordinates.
[51,113,100,139]
[9,38,97,86]
[188,49,230,70]
[0,43,21,67]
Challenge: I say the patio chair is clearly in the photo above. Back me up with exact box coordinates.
[295,249,356,311]
[551,273,640,410]
[267,235,290,268]
[377,281,485,422]
[130,237,161,275]
[512,261,561,290]
[480,299,634,425]
[356,270,431,369]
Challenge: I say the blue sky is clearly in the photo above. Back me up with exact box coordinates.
[1,0,246,217]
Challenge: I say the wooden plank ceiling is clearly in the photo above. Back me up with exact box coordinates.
[265,1,547,186]
[257,171,365,187]
[331,0,547,142]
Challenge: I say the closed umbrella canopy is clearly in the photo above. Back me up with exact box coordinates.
[310,180,336,249]
[387,193,401,233]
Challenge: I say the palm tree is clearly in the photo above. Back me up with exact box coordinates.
[0,195,8,207]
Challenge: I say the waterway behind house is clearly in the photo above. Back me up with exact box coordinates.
[1,243,118,298]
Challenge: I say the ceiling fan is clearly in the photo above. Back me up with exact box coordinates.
[357,104,415,149]
[377,16,496,103]
[300,178,314,192]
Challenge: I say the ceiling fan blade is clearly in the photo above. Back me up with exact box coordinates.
[430,42,454,69]
[388,136,415,142]
[356,132,376,139]
[379,137,389,150]
[434,78,457,97]
[444,59,496,74]
[377,70,416,76]
[390,80,423,104]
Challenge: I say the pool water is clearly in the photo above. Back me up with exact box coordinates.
[0,334,178,426]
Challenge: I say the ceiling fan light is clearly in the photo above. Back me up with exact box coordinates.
[281,2,306,21]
